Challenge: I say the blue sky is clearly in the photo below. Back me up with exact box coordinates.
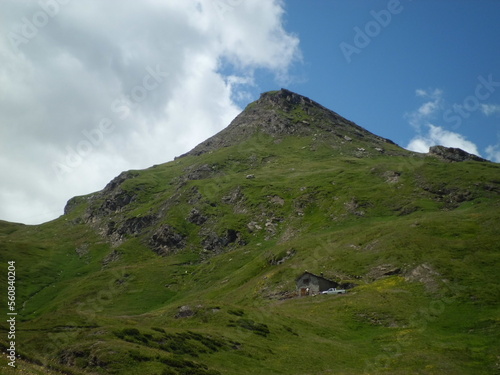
[253,0,500,159]
[0,0,499,224]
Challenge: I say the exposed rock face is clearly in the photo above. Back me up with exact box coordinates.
[186,208,207,225]
[71,171,139,224]
[102,249,121,266]
[268,249,296,265]
[176,305,194,319]
[366,264,402,281]
[64,196,82,216]
[177,89,395,158]
[117,215,156,236]
[149,225,186,256]
[184,164,216,180]
[62,89,494,261]
[268,195,285,206]
[63,89,408,252]
[65,170,160,247]
[428,146,489,163]
[99,192,135,214]
[202,229,244,252]
[94,171,140,216]
[405,263,442,293]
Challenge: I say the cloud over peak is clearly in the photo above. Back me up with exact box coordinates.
[407,124,481,156]
[404,87,496,159]
[0,0,300,224]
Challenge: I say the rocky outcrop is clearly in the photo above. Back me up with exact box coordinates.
[98,192,135,214]
[366,264,402,281]
[102,249,121,267]
[80,171,140,225]
[184,163,217,181]
[267,249,296,265]
[117,215,156,236]
[186,208,207,225]
[61,90,495,265]
[428,146,489,163]
[177,89,396,158]
[175,305,194,319]
[405,263,442,293]
[149,225,186,256]
[202,229,245,252]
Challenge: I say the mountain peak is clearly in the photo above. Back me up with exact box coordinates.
[178,89,396,158]
[259,88,319,108]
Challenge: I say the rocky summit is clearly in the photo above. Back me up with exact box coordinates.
[179,89,397,158]
[1,89,499,375]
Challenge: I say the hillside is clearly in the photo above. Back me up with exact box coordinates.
[1,89,499,375]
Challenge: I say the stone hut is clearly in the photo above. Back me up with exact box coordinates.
[296,271,338,296]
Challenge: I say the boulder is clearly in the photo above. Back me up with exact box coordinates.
[429,145,489,163]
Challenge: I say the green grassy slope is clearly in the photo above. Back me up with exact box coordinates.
[1,99,499,374]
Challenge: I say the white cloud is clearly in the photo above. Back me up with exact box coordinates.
[406,137,433,154]
[415,89,427,97]
[405,88,482,157]
[407,124,481,156]
[406,88,443,129]
[418,101,439,117]
[415,88,443,99]
[0,0,300,224]
[480,104,500,116]
[486,145,500,162]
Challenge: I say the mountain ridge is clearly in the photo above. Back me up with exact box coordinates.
[178,88,489,164]
[62,89,495,265]
[177,88,398,158]
[0,89,499,375]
